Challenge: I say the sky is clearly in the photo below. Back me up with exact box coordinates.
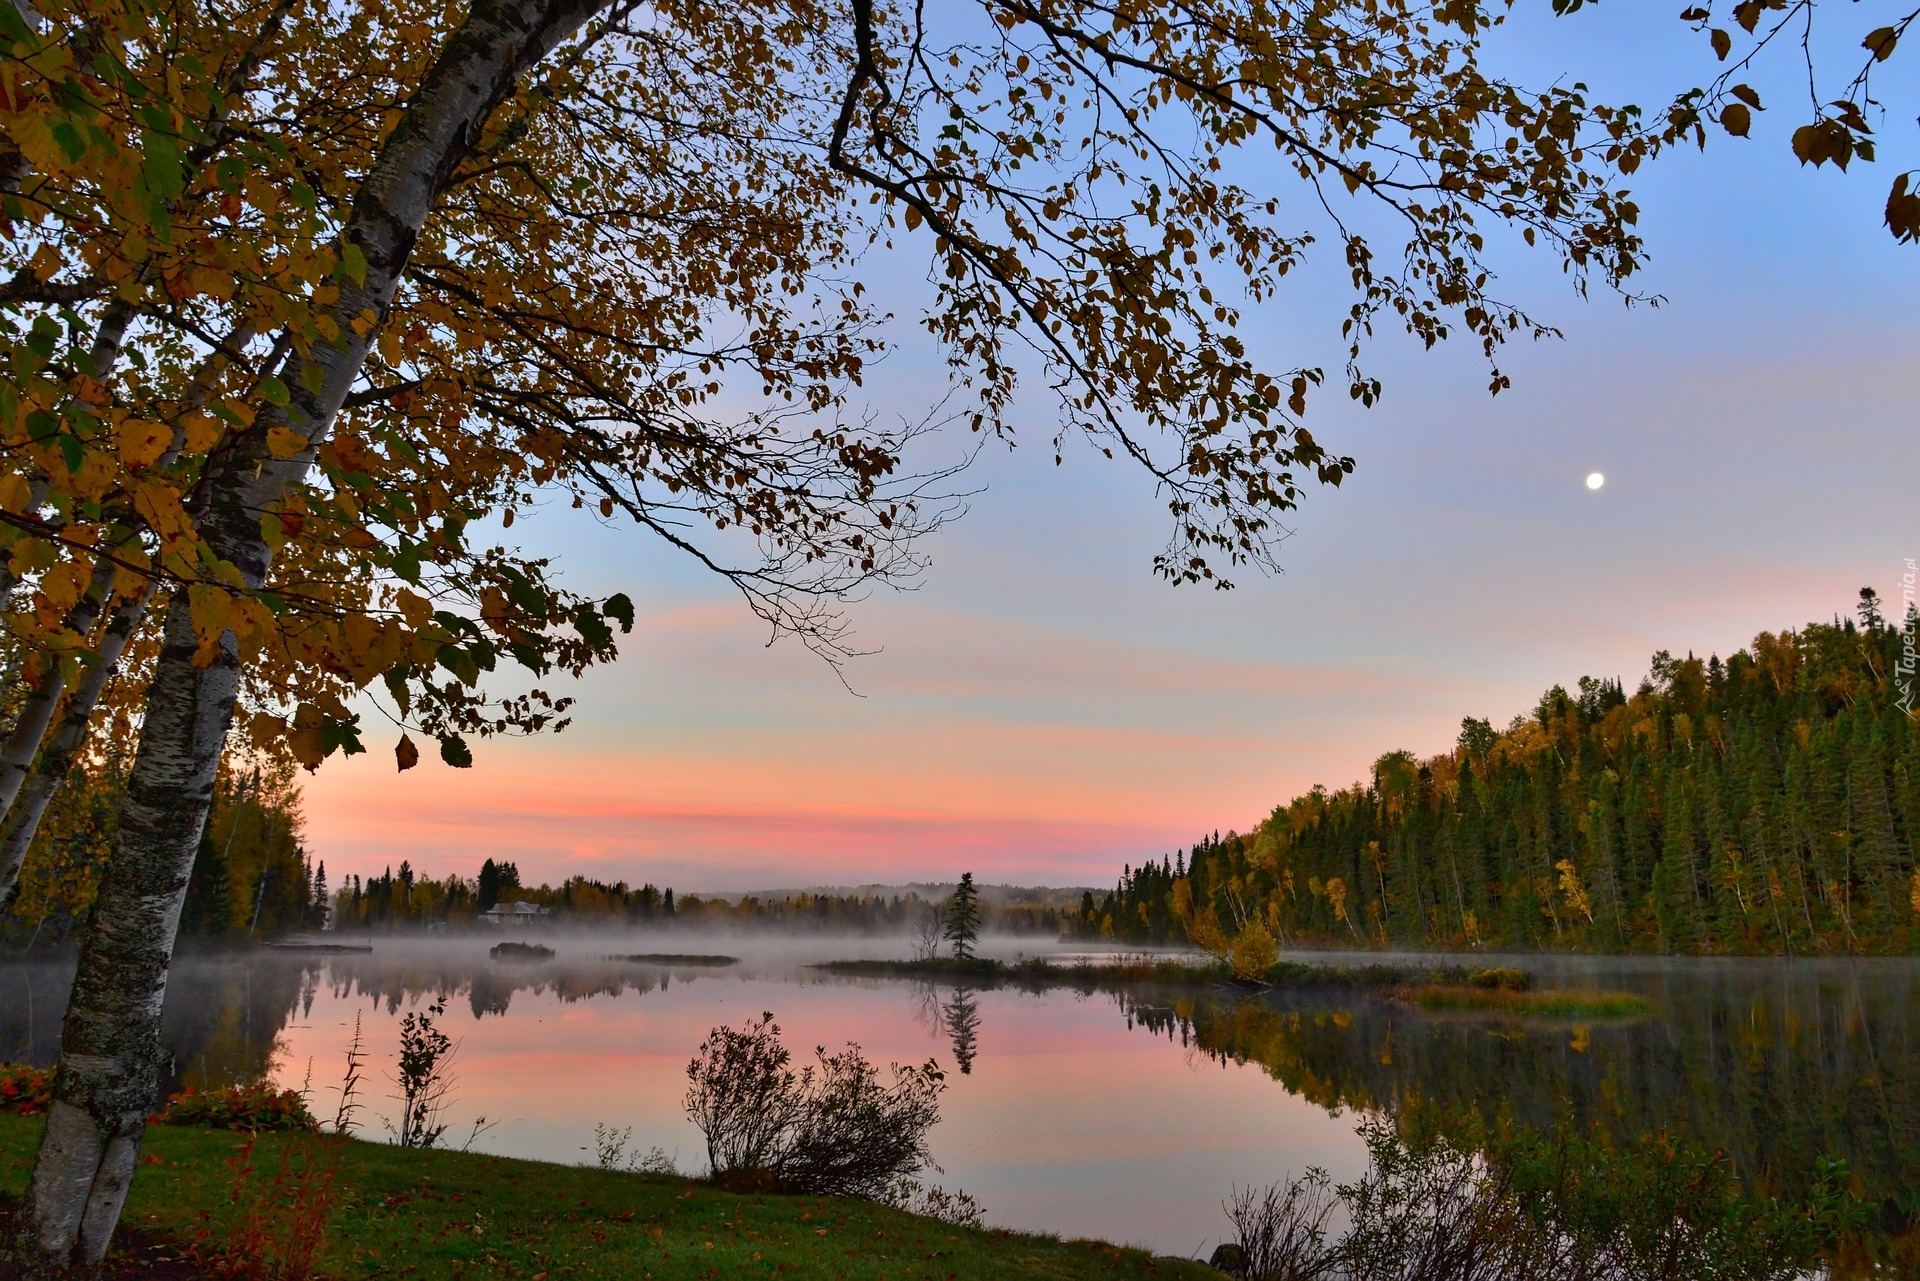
[302,3,1920,893]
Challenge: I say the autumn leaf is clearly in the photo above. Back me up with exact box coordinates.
[395,733,420,772]
[116,420,173,469]
[265,428,309,459]
[1720,104,1751,138]
[439,735,473,769]
[1888,173,1920,243]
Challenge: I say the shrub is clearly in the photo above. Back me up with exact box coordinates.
[489,941,554,962]
[685,1012,946,1199]
[1218,1173,1342,1279]
[391,998,456,1149]
[1468,967,1534,992]
[0,1063,52,1114]
[195,1133,341,1279]
[159,1082,317,1132]
[882,1178,985,1229]
[1216,1115,1863,1280]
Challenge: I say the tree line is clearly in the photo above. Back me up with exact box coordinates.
[1090,592,1920,955]
[335,861,1064,936]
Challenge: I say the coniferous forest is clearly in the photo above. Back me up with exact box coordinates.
[1090,592,1920,955]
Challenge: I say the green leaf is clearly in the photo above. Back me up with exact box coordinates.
[259,375,290,407]
[51,121,86,162]
[58,433,84,473]
[574,605,614,651]
[139,130,185,201]
[341,242,369,287]
[437,645,480,686]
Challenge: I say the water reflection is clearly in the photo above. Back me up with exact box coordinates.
[1114,959,1920,1213]
[3,947,1916,1253]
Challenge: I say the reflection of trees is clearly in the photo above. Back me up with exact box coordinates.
[907,981,982,1074]
[942,989,980,1075]
[0,950,701,1092]
[1114,962,1920,1214]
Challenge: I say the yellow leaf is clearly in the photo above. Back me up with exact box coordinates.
[117,420,173,469]
[187,584,233,640]
[266,427,309,459]
[394,589,432,629]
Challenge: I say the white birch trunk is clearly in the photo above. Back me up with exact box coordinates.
[17,0,612,1267]
[0,579,153,907]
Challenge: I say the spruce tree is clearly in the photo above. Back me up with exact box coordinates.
[945,873,982,960]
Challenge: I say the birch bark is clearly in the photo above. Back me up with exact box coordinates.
[17,0,611,1266]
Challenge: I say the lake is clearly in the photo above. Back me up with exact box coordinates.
[3,938,1917,1259]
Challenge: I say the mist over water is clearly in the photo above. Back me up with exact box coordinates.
[4,936,1917,1256]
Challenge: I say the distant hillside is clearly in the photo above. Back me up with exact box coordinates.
[1090,592,1919,955]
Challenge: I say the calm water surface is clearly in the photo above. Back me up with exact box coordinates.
[4,938,1916,1257]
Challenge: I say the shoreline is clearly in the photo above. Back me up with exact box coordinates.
[0,1115,1214,1280]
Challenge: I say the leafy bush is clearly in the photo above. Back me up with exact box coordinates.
[1217,1115,1863,1280]
[195,1133,341,1279]
[159,1082,317,1132]
[882,1178,985,1229]
[1468,968,1533,992]
[489,941,554,962]
[685,1012,945,1199]
[0,1063,52,1114]
[391,998,457,1149]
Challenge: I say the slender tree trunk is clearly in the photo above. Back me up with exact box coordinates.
[17,591,238,1267]
[18,0,612,1266]
[0,564,114,825]
[0,579,154,908]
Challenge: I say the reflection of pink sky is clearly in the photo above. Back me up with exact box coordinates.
[273,970,1366,1252]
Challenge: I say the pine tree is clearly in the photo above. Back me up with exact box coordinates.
[945,873,982,960]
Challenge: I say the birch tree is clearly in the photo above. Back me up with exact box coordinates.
[0,0,1706,1267]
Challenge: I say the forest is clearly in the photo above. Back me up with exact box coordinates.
[2,755,318,949]
[1089,592,1920,955]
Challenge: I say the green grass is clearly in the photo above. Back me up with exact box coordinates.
[0,1115,1212,1280]
[1402,984,1654,1018]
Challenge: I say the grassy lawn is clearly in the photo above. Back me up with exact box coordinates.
[0,1115,1215,1280]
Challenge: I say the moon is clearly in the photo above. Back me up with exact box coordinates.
[1585,472,1606,491]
